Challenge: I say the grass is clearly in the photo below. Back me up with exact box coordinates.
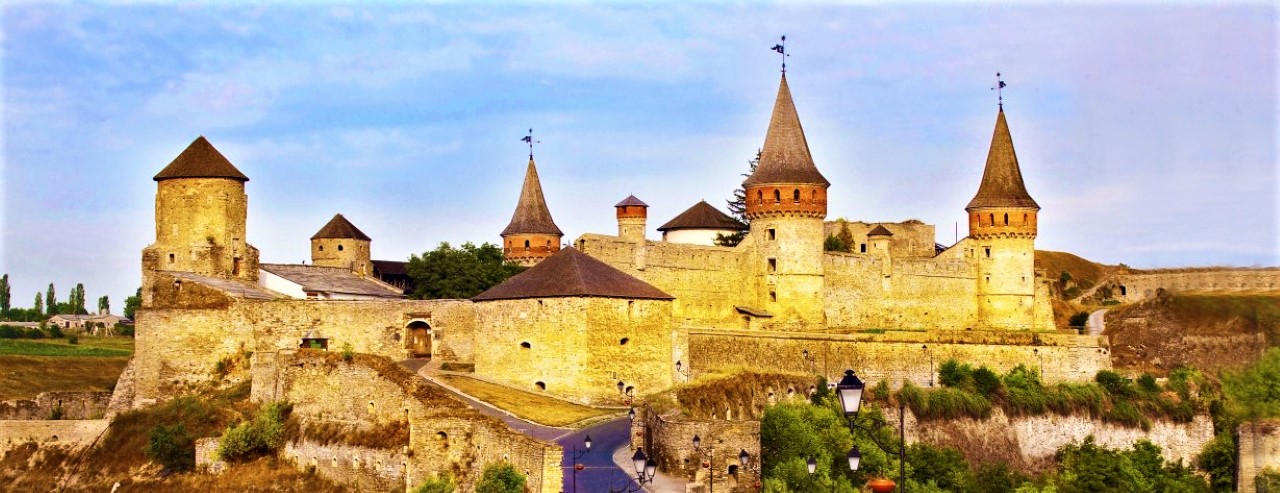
[437,374,614,427]
[0,337,134,357]
[0,337,134,400]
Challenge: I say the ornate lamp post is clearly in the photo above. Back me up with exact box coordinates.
[834,369,907,492]
[693,434,716,493]
[609,448,657,493]
[807,448,858,493]
[675,360,691,382]
[921,345,934,387]
[569,435,591,493]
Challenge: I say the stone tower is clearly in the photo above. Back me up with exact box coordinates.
[743,75,830,327]
[311,213,372,276]
[615,195,648,243]
[501,157,563,266]
[967,107,1040,330]
[142,136,260,301]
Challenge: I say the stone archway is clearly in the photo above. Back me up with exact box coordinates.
[406,320,432,358]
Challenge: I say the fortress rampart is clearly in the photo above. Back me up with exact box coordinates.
[1114,269,1280,301]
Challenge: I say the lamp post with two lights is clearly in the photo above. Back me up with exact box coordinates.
[833,369,908,492]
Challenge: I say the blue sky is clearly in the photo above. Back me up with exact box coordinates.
[2,2,1276,310]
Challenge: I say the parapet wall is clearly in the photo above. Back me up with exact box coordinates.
[824,220,936,258]
[688,328,1110,387]
[824,253,980,331]
[1239,420,1280,493]
[1115,270,1280,302]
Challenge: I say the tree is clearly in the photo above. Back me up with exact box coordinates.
[98,295,109,315]
[67,283,86,315]
[1222,347,1280,421]
[715,149,761,247]
[475,463,525,493]
[45,283,57,316]
[823,221,854,253]
[124,288,141,320]
[406,242,525,300]
[34,292,43,318]
[0,274,10,316]
[412,473,457,493]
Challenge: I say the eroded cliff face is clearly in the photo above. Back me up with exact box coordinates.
[1104,294,1278,375]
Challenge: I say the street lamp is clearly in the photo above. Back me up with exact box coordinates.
[609,448,657,493]
[808,447,859,493]
[567,435,591,493]
[675,360,692,382]
[693,434,718,493]
[1033,348,1044,381]
[834,369,907,492]
[921,344,934,387]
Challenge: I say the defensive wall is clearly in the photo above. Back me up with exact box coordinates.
[824,253,980,331]
[824,220,936,258]
[1238,420,1280,493]
[251,350,562,493]
[0,419,109,456]
[0,392,112,420]
[688,328,1110,388]
[1114,269,1280,302]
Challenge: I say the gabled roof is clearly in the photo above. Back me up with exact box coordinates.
[867,225,894,237]
[501,158,563,236]
[657,201,746,232]
[311,213,371,241]
[615,195,649,207]
[472,248,673,301]
[743,75,829,187]
[154,136,250,182]
[260,264,404,298]
[966,109,1040,210]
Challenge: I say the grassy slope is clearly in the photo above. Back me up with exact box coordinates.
[437,374,614,427]
[1105,293,1280,375]
[0,337,133,400]
[1035,250,1113,290]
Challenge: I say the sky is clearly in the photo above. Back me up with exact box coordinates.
[1,2,1276,312]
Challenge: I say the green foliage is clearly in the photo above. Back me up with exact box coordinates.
[0,274,10,315]
[25,327,44,339]
[49,405,64,420]
[971,461,1029,493]
[340,343,355,362]
[1096,370,1137,398]
[1068,311,1090,327]
[1051,437,1207,493]
[34,292,43,318]
[46,283,57,316]
[124,288,141,320]
[1063,286,1081,299]
[872,380,891,401]
[217,401,292,462]
[907,442,971,491]
[715,231,747,248]
[1222,347,1280,420]
[1197,431,1234,492]
[939,359,974,388]
[412,473,457,493]
[761,394,898,491]
[0,325,19,339]
[1059,271,1073,283]
[810,376,832,405]
[1256,468,1280,493]
[475,462,526,493]
[973,367,1002,395]
[407,242,525,300]
[1137,373,1159,394]
[824,234,850,252]
[67,335,78,345]
[98,295,109,314]
[117,323,135,337]
[46,324,63,338]
[723,149,760,228]
[900,381,993,420]
[146,423,195,471]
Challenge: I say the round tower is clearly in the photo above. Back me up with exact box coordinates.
[967,108,1040,330]
[142,136,260,286]
[501,157,563,266]
[744,75,830,328]
[615,195,648,243]
[311,213,372,276]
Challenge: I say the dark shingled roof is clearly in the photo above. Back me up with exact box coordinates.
[154,136,250,182]
[311,213,371,241]
[967,109,1040,210]
[657,201,746,232]
[743,75,830,187]
[472,248,673,301]
[615,195,649,207]
[260,264,404,298]
[867,225,894,237]
[501,158,563,236]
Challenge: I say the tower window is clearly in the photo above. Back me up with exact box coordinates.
[520,341,531,349]
[620,337,629,345]
[989,213,995,226]
[318,245,324,251]
[168,253,175,264]
[773,190,781,204]
[757,190,763,203]
[524,240,530,251]
[793,189,800,203]
[860,244,867,253]
[767,258,777,272]
[767,229,776,241]
[1004,213,1009,226]
[1023,213,1028,224]
[769,290,777,302]
[535,381,546,391]
[984,247,991,258]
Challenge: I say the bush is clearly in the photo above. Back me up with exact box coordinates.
[67,335,78,345]
[1197,431,1234,491]
[1137,373,1159,394]
[907,442,970,491]
[146,424,195,471]
[341,343,355,362]
[476,463,526,493]
[46,325,64,338]
[1096,370,1136,398]
[49,405,64,420]
[217,401,292,461]
[0,325,19,339]
[413,473,458,493]
[973,367,1002,395]
[938,359,973,388]
[1068,311,1090,327]
[25,328,44,339]
[117,324,135,337]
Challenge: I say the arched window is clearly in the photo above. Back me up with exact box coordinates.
[989,213,995,226]
[524,240,530,251]
[1023,213,1028,224]
[792,189,800,203]
[773,190,781,203]
[757,190,763,203]
[811,190,817,202]
[1004,213,1009,226]
[546,240,551,249]
[338,244,344,251]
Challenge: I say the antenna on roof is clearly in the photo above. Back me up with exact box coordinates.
[520,128,540,159]
[991,72,1007,110]
[771,35,789,75]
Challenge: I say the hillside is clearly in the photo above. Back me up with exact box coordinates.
[1034,250,1116,300]
[1104,293,1280,375]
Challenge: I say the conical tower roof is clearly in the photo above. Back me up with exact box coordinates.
[311,213,371,241]
[967,109,1039,210]
[501,158,563,236]
[743,75,829,187]
[154,136,249,182]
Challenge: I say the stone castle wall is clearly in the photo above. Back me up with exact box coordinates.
[688,328,1110,387]
[824,220,936,258]
[1238,420,1280,493]
[0,419,109,456]
[824,253,980,331]
[0,392,112,420]
[634,406,762,492]
[1115,270,1280,302]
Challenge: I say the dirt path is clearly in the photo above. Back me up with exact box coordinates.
[1087,309,1108,335]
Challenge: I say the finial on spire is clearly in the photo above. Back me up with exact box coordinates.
[771,35,789,75]
[520,128,540,159]
[991,72,1007,109]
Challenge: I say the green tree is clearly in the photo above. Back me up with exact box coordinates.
[124,287,141,320]
[412,473,457,493]
[715,149,761,247]
[475,463,525,493]
[1052,437,1206,493]
[45,283,57,316]
[98,295,110,315]
[67,283,86,315]
[34,292,43,318]
[824,221,854,252]
[1222,348,1280,421]
[0,274,10,316]
[1197,431,1234,492]
[1069,311,1090,327]
[406,242,525,300]
[146,424,195,471]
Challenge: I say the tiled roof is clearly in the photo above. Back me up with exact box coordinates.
[260,264,404,298]
[501,158,563,236]
[472,248,673,301]
[867,225,894,237]
[311,214,371,241]
[966,109,1040,210]
[161,271,278,300]
[154,136,250,182]
[743,75,829,187]
[615,195,649,207]
[657,201,745,232]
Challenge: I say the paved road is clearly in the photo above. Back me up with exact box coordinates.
[1087,308,1108,336]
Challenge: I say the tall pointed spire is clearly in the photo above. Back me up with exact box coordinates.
[744,76,829,187]
[966,109,1039,210]
[501,158,563,236]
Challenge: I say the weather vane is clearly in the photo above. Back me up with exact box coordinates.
[991,72,1007,109]
[520,128,540,159]
[771,35,789,74]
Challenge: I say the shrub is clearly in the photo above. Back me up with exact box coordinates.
[146,424,195,471]
[49,405,64,420]
[117,324,135,337]
[1096,370,1136,398]
[0,325,19,338]
[907,442,971,491]
[1197,431,1234,491]
[214,356,233,378]
[67,335,78,345]
[341,343,355,362]
[938,359,973,388]
[1068,311,1090,327]
[413,473,458,493]
[973,367,1002,395]
[872,380,890,402]
[25,328,44,339]
[46,325,64,338]
[217,401,292,461]
[476,463,526,493]
[1137,373,1159,394]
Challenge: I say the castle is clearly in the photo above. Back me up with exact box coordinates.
[125,71,1108,491]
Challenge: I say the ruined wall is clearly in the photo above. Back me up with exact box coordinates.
[473,296,676,404]
[282,440,407,491]
[1115,270,1280,302]
[0,419,109,456]
[688,328,1110,387]
[0,392,112,420]
[1239,420,1280,493]
[254,351,561,493]
[824,220,936,258]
